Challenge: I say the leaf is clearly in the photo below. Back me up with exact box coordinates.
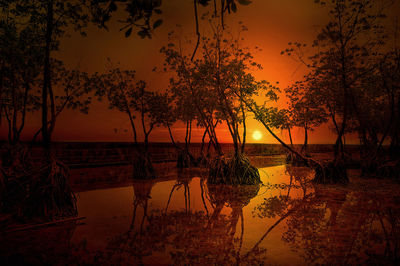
[125,27,132,37]
[138,29,147,38]
[231,2,237,12]
[199,0,211,7]
[109,1,117,12]
[238,0,252,6]
[154,9,162,14]
[153,19,163,29]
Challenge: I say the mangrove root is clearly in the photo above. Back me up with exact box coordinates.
[361,159,400,179]
[286,152,310,166]
[312,160,349,184]
[1,152,78,220]
[177,150,198,168]
[208,154,261,185]
[132,153,155,180]
[25,159,78,219]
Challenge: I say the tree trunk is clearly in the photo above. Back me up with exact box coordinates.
[42,0,53,148]
[288,127,293,147]
[301,126,308,154]
[200,127,207,155]
[241,99,247,153]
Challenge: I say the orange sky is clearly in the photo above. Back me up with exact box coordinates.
[3,0,399,144]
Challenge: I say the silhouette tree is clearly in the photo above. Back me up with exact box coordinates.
[160,33,223,156]
[0,14,41,144]
[31,63,93,143]
[162,80,199,167]
[304,0,388,159]
[8,0,91,147]
[162,22,269,184]
[92,0,252,47]
[95,66,163,179]
[285,80,328,155]
[274,0,395,182]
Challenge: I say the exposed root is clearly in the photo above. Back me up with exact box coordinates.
[132,152,155,180]
[177,150,197,168]
[312,160,349,184]
[196,153,211,167]
[0,168,5,210]
[208,154,261,185]
[1,144,77,220]
[361,158,400,179]
[283,148,349,185]
[361,158,379,177]
[375,160,400,179]
[285,152,309,166]
[25,159,77,219]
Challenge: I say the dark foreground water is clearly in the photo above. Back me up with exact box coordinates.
[1,163,400,265]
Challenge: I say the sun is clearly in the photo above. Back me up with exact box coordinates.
[252,130,262,141]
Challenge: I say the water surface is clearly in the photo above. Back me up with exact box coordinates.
[2,164,400,265]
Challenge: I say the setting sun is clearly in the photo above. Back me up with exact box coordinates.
[252,130,262,141]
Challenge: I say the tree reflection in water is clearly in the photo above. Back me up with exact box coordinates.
[92,173,266,265]
[67,165,400,265]
[165,169,194,214]
[253,165,400,265]
[283,186,400,265]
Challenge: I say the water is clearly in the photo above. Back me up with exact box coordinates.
[1,164,400,265]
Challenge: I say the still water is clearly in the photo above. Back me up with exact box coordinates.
[2,164,400,265]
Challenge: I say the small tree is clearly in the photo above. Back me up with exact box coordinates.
[277,0,394,182]
[285,80,328,155]
[0,17,41,144]
[96,67,162,179]
[161,22,269,184]
[160,35,223,156]
[2,0,97,148]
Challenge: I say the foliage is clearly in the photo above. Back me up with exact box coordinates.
[95,66,163,146]
[1,0,96,145]
[161,21,277,160]
[91,0,253,39]
[170,20,273,184]
[0,7,42,143]
[90,0,163,38]
[283,0,392,163]
[160,32,223,155]
[285,79,328,153]
[95,66,164,179]
[197,22,268,155]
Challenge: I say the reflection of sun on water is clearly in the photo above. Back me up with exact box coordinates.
[252,130,262,140]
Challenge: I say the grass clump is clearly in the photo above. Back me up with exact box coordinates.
[208,153,261,185]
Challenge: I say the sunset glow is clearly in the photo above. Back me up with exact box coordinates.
[252,130,262,141]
